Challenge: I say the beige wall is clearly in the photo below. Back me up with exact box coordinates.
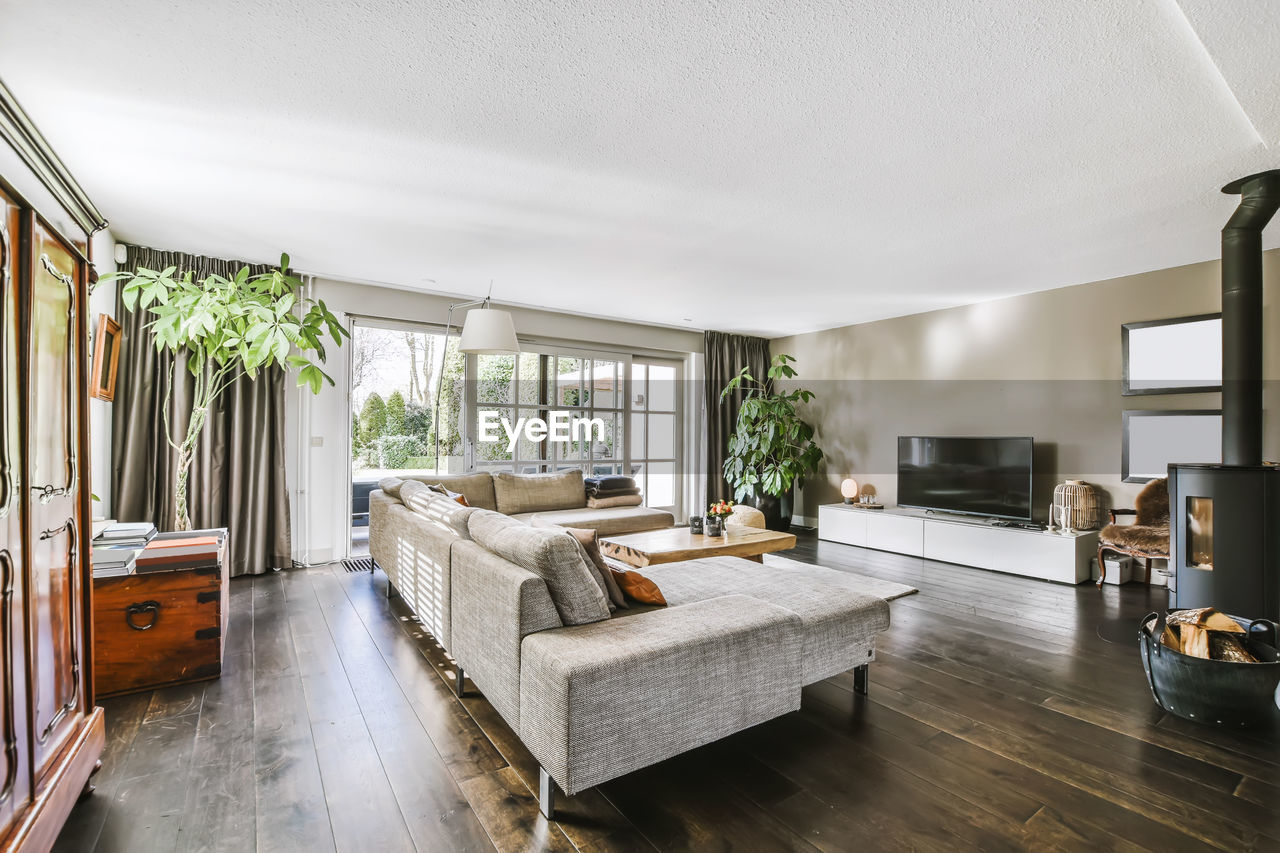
[772,250,1280,521]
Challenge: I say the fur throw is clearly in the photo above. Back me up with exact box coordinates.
[1100,522,1170,555]
[1134,477,1169,526]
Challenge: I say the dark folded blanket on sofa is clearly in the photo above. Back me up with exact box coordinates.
[587,487,641,499]
[584,475,636,492]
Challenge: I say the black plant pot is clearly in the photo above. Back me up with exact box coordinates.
[750,490,793,532]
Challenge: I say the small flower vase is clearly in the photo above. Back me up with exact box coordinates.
[705,517,723,537]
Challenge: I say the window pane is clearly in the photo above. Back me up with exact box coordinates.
[630,363,647,408]
[559,427,589,460]
[517,352,542,405]
[477,354,516,404]
[474,406,515,463]
[591,412,620,460]
[556,357,583,407]
[630,412,645,458]
[647,413,676,459]
[436,337,465,458]
[592,360,620,409]
[648,364,676,410]
[515,407,545,462]
[646,462,675,508]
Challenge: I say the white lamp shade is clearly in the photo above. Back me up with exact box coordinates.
[840,478,859,499]
[458,307,519,354]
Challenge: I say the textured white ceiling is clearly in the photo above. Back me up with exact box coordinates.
[0,0,1274,337]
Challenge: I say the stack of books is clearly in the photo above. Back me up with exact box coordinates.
[136,534,222,574]
[91,545,140,578]
[94,522,157,549]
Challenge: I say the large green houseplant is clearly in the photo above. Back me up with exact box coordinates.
[721,353,823,531]
[104,254,347,530]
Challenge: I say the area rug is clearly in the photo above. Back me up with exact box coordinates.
[763,554,918,600]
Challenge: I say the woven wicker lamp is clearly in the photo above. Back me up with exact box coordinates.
[1053,480,1100,532]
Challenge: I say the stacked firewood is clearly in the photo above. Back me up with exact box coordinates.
[1160,608,1258,663]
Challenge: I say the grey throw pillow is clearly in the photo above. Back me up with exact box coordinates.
[400,481,476,540]
[530,518,628,609]
[468,509,610,625]
[377,476,405,499]
[399,479,431,504]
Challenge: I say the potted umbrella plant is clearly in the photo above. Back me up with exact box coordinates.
[721,353,823,531]
[104,254,347,530]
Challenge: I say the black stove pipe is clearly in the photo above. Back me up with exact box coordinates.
[1220,170,1280,466]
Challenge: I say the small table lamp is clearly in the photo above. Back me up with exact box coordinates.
[840,478,859,504]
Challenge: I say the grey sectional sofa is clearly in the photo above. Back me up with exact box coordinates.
[369,473,891,819]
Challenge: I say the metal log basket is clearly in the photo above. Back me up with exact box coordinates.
[1139,611,1280,728]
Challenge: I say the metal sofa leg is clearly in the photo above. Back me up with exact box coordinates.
[853,664,869,696]
[539,766,556,820]
[453,665,466,698]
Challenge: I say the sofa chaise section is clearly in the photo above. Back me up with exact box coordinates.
[643,556,891,684]
[519,596,803,798]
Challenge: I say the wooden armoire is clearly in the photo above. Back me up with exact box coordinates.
[0,81,107,850]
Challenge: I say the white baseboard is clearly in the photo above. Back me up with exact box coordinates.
[791,515,817,528]
[297,546,334,566]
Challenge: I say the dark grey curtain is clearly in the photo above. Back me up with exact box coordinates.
[111,244,291,576]
[704,330,771,504]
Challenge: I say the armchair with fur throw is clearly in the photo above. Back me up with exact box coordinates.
[1096,478,1170,586]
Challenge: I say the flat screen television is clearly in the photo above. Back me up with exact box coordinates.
[897,436,1033,521]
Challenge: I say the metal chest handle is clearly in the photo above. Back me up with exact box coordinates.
[125,600,161,631]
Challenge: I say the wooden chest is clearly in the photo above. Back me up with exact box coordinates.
[92,545,228,698]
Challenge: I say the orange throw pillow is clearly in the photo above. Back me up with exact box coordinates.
[608,568,667,606]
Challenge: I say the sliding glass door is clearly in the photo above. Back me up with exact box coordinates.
[348,319,461,553]
[349,320,461,479]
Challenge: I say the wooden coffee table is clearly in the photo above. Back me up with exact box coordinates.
[601,526,797,568]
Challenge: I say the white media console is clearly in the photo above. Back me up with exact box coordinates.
[817,503,1099,584]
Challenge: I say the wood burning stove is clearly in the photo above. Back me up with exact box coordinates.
[1169,463,1279,619]
[1170,170,1280,621]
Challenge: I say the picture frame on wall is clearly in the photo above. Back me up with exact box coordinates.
[1121,313,1222,396]
[1121,409,1222,483]
[90,312,122,401]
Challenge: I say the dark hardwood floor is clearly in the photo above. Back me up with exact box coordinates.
[56,532,1280,852]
